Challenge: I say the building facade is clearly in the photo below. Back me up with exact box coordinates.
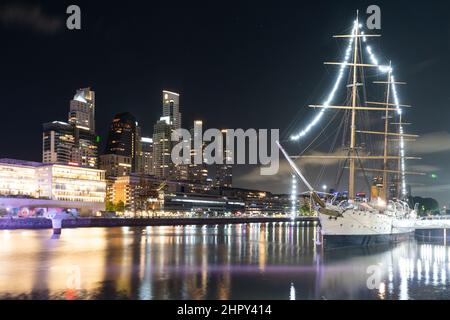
[153,117,173,178]
[107,174,160,213]
[74,127,98,168]
[184,121,208,184]
[215,164,233,188]
[151,90,185,179]
[104,112,141,172]
[42,121,76,164]
[0,159,41,198]
[139,137,154,175]
[0,159,106,215]
[214,129,233,188]
[161,192,245,215]
[40,164,105,203]
[220,188,293,215]
[68,88,96,132]
[162,90,181,130]
[42,121,98,168]
[99,154,132,178]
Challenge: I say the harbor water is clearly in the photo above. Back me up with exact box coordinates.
[0,222,449,300]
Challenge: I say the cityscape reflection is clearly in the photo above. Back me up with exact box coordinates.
[0,223,449,300]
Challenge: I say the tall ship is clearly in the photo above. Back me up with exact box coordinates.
[277,14,422,249]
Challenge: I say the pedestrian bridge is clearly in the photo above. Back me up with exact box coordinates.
[0,197,104,216]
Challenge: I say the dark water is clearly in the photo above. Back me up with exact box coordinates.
[0,222,449,300]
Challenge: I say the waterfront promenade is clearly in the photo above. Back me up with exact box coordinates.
[0,216,318,230]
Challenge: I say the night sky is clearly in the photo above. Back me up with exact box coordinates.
[1,0,450,204]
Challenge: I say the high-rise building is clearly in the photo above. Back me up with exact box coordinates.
[69,88,96,132]
[42,121,98,168]
[162,90,181,130]
[69,88,98,168]
[215,129,233,188]
[135,125,143,172]
[215,165,232,188]
[175,164,190,181]
[139,137,154,175]
[42,121,76,164]
[43,88,98,168]
[104,112,141,172]
[75,127,99,168]
[152,90,182,179]
[153,117,173,178]
[187,121,208,184]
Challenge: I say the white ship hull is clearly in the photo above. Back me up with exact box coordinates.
[318,209,415,249]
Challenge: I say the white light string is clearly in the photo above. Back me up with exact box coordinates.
[392,75,407,197]
[290,21,358,141]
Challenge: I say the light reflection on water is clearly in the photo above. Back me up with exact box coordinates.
[0,222,450,300]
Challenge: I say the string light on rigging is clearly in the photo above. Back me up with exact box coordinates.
[289,20,408,199]
[290,21,358,141]
[391,74,408,197]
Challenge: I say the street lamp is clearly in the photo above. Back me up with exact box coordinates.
[322,185,327,193]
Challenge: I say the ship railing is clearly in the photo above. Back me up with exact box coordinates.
[420,215,450,220]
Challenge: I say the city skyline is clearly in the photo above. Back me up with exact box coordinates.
[2,1,450,204]
[2,0,450,305]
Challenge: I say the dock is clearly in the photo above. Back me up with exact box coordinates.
[0,216,318,231]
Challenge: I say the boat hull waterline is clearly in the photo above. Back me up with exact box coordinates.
[318,209,415,249]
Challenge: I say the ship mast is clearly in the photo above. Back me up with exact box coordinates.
[348,13,360,200]
[396,113,405,199]
[390,101,412,199]
[374,77,412,201]
[382,64,392,201]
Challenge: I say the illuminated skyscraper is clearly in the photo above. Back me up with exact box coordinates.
[151,90,183,179]
[69,88,96,132]
[75,127,99,168]
[139,137,154,175]
[99,154,132,178]
[187,121,208,184]
[42,121,76,164]
[43,88,99,168]
[104,112,141,173]
[67,88,98,167]
[215,129,233,188]
[153,117,173,178]
[162,90,181,130]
